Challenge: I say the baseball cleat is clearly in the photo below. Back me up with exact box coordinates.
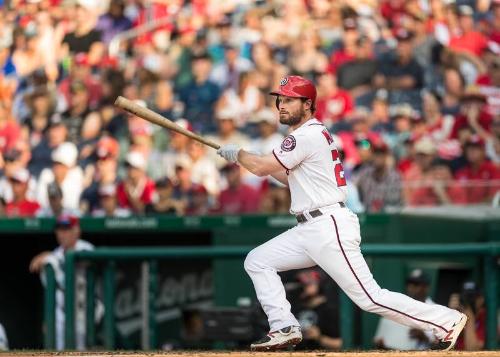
[250,325,302,351]
[431,313,468,351]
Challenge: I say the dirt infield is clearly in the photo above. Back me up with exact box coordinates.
[4,351,500,357]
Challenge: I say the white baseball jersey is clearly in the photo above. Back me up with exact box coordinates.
[272,118,347,214]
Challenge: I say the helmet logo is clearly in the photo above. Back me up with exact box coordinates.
[280,77,289,86]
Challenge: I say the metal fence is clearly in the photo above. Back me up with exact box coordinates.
[43,243,500,350]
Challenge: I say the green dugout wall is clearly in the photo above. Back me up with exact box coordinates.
[0,212,498,349]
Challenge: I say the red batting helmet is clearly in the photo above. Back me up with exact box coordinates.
[270,76,317,111]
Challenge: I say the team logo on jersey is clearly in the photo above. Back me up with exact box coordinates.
[281,135,296,152]
[280,77,288,86]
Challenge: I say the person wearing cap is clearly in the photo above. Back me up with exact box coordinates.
[4,168,40,217]
[374,269,436,350]
[29,214,95,350]
[374,28,424,90]
[291,269,342,350]
[178,52,220,133]
[116,151,156,214]
[80,136,119,214]
[355,142,402,212]
[402,137,439,205]
[91,183,130,217]
[454,135,500,203]
[451,85,493,140]
[449,5,488,56]
[206,106,250,169]
[215,163,260,214]
[36,142,84,211]
[187,139,221,198]
[217,76,467,351]
[36,182,81,217]
[169,154,199,213]
[448,281,486,350]
[146,177,185,215]
[149,118,192,181]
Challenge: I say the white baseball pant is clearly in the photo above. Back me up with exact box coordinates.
[244,204,462,339]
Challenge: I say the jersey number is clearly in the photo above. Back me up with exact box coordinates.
[331,149,347,187]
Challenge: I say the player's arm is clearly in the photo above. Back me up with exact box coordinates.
[269,170,288,186]
[238,149,286,178]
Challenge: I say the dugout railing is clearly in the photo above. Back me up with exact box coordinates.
[43,243,500,350]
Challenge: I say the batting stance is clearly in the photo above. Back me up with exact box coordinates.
[217,76,467,351]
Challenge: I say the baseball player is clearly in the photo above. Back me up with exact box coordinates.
[216,76,467,351]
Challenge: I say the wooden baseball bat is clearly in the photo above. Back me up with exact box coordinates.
[114,96,221,150]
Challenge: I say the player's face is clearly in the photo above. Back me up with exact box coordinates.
[55,227,79,250]
[277,96,308,126]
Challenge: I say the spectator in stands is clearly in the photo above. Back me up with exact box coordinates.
[289,28,328,78]
[207,107,251,169]
[448,281,486,351]
[22,88,55,148]
[337,35,377,98]
[216,163,259,214]
[402,137,438,205]
[452,86,493,141]
[485,119,500,164]
[186,185,211,215]
[449,6,488,57]
[249,107,284,155]
[150,118,191,180]
[29,214,95,350]
[187,140,220,198]
[36,142,83,211]
[146,177,184,215]
[178,52,220,133]
[29,114,68,177]
[80,136,119,214]
[95,0,132,44]
[58,53,102,111]
[210,44,253,91]
[355,143,402,212]
[374,269,436,350]
[374,29,424,90]
[294,269,342,350]
[0,99,20,157]
[61,81,92,144]
[455,136,500,204]
[315,71,354,126]
[36,182,80,217]
[0,147,37,203]
[91,183,130,217]
[60,0,104,63]
[216,71,264,127]
[4,168,39,217]
[409,158,467,206]
[117,151,155,214]
[328,18,359,75]
[170,155,200,214]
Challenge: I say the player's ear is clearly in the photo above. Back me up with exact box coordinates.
[304,99,312,112]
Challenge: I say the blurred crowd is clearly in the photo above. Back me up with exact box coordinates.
[0,0,499,217]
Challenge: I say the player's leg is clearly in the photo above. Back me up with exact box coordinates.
[303,208,466,350]
[244,227,316,331]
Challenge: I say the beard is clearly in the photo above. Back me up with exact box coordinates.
[279,106,306,126]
